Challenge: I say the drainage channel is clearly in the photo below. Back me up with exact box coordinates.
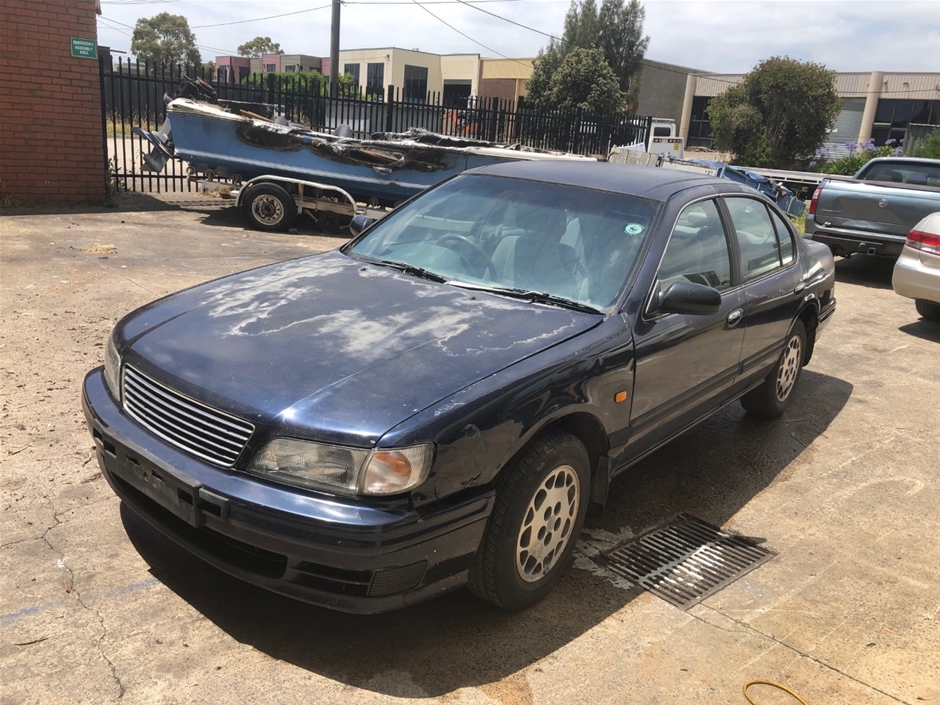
[602,513,776,610]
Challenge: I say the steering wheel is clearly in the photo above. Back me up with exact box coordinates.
[437,234,498,280]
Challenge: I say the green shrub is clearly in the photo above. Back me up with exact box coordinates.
[911,130,940,159]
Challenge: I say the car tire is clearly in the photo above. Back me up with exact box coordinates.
[741,320,806,419]
[915,299,940,322]
[242,183,296,232]
[467,431,590,610]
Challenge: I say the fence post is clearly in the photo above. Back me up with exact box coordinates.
[488,97,499,142]
[385,84,395,132]
[98,53,111,201]
[266,73,276,105]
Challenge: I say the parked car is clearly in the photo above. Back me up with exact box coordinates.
[82,162,836,613]
[892,212,940,321]
[806,157,940,258]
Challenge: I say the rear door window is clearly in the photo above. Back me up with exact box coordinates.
[767,208,795,266]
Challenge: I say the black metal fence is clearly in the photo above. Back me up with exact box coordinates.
[101,58,652,193]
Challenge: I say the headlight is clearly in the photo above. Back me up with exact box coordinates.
[103,334,122,403]
[248,438,432,496]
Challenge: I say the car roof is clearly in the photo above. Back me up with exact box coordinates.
[465,160,745,200]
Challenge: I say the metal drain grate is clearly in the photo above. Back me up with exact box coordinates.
[603,513,775,609]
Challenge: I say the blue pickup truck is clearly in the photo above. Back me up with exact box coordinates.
[806,157,940,258]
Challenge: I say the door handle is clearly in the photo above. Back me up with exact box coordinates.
[727,309,744,326]
[794,281,806,294]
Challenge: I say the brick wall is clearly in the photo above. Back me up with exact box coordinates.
[478,79,518,106]
[0,0,105,206]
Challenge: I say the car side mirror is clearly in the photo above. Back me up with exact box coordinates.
[656,280,722,316]
[349,214,375,236]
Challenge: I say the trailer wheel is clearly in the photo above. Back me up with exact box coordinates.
[242,183,296,232]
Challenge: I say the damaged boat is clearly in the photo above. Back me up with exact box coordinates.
[134,87,595,231]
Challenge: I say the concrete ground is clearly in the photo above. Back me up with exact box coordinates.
[1,200,938,705]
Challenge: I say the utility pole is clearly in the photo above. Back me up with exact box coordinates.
[330,0,341,98]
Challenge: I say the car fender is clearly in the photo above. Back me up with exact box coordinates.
[380,315,634,508]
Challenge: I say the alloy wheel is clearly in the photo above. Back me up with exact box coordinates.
[515,464,580,583]
[775,335,802,402]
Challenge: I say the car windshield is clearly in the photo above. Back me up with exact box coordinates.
[347,174,659,310]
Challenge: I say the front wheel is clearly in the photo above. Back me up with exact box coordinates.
[242,182,296,232]
[468,432,590,610]
[741,320,806,419]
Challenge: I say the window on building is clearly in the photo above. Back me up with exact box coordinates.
[218,66,228,83]
[403,65,429,103]
[265,64,276,73]
[871,99,940,146]
[688,96,713,148]
[238,66,249,82]
[366,62,385,99]
[344,63,361,86]
[285,65,297,73]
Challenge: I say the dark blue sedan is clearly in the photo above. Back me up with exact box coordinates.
[83,161,836,613]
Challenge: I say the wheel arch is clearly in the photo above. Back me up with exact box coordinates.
[796,301,819,365]
[498,410,611,517]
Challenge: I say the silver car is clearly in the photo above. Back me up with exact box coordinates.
[893,212,940,321]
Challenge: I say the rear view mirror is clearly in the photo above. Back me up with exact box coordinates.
[657,280,721,316]
[349,214,375,236]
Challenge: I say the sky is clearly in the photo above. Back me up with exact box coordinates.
[96,0,940,74]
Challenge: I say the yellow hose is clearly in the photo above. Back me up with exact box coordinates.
[743,680,810,705]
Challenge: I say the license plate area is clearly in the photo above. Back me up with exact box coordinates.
[94,427,221,528]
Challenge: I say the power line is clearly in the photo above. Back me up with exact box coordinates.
[191,5,332,29]
[407,0,532,67]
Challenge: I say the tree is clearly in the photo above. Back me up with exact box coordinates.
[560,0,600,54]
[528,48,622,114]
[131,13,201,68]
[526,0,648,113]
[708,57,840,168]
[597,0,649,109]
[203,61,216,80]
[237,37,284,58]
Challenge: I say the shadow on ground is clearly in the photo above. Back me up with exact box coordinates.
[122,369,852,698]
[834,254,895,290]
[899,319,940,343]
[198,206,351,240]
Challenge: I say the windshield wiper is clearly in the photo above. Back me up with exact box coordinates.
[367,259,447,283]
[450,282,602,314]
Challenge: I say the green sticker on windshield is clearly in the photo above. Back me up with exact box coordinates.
[624,223,644,235]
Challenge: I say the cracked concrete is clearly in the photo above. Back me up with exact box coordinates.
[2,204,938,704]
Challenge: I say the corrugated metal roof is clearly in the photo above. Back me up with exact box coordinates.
[692,74,743,97]
[693,71,940,100]
[882,73,940,99]
[833,73,873,96]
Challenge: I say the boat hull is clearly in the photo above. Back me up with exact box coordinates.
[164,100,592,206]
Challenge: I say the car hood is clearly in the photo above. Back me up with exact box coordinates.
[119,251,599,445]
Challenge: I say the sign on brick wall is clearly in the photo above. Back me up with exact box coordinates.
[70,37,97,59]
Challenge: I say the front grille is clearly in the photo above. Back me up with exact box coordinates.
[122,365,254,467]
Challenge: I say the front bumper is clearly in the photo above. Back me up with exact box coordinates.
[83,369,493,613]
[892,245,940,305]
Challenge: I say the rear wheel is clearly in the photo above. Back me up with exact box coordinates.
[741,320,806,419]
[468,432,589,610]
[915,299,940,322]
[242,183,296,232]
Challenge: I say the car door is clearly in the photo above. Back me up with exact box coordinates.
[627,197,746,455]
[720,196,803,392]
